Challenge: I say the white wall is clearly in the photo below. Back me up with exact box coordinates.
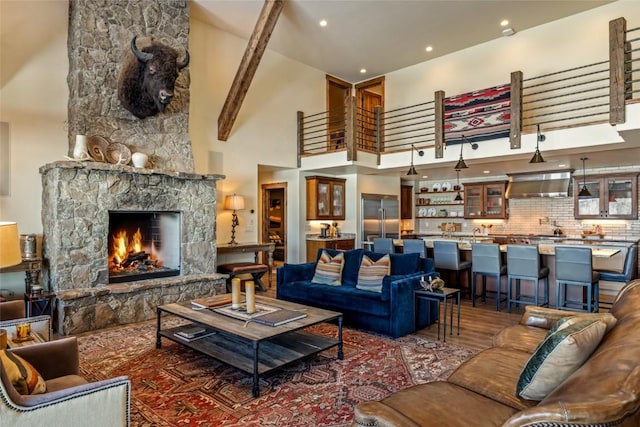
[189,18,326,249]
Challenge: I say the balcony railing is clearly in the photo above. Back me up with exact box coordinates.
[297,17,639,164]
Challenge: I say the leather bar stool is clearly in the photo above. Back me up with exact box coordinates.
[555,246,600,312]
[506,245,549,313]
[434,240,472,297]
[471,243,507,311]
[373,238,394,254]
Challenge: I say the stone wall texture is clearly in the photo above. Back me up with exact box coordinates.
[67,0,193,172]
[41,162,225,334]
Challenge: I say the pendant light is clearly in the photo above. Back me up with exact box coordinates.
[406,144,424,175]
[453,135,479,170]
[578,157,592,198]
[454,169,463,201]
[529,124,546,163]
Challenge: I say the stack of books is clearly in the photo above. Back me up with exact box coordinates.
[174,325,216,342]
[250,309,307,327]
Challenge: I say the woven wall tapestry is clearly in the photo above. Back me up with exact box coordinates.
[444,84,511,145]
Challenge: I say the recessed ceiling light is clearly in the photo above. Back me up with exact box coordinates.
[425,46,433,52]
[319,19,328,27]
[502,28,516,37]
[360,68,367,74]
[422,175,428,179]
[558,164,566,168]
[500,20,509,27]
[483,170,491,174]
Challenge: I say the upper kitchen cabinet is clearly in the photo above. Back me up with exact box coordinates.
[306,176,346,220]
[464,181,508,219]
[574,174,638,219]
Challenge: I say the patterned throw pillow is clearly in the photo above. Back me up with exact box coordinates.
[0,350,47,395]
[311,250,345,286]
[517,318,607,401]
[356,254,391,293]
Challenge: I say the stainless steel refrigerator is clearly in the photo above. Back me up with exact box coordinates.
[361,193,400,245]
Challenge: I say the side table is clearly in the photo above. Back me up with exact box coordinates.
[24,292,55,317]
[414,287,461,342]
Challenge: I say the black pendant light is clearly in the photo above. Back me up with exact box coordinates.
[453,135,478,170]
[578,157,592,198]
[454,169,463,201]
[529,124,546,163]
[407,144,424,175]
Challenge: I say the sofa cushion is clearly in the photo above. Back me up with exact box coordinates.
[318,248,364,287]
[517,318,608,401]
[0,350,46,395]
[311,250,345,286]
[356,254,391,293]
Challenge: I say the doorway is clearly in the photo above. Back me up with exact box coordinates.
[262,183,287,262]
[326,75,351,151]
[355,77,385,152]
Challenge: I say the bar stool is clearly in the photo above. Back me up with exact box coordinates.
[555,246,600,312]
[506,245,549,313]
[434,240,472,297]
[373,238,394,254]
[402,239,426,257]
[471,243,507,311]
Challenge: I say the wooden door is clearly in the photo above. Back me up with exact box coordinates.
[326,75,351,151]
[356,77,385,153]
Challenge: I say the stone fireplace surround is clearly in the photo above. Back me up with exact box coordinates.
[41,161,226,335]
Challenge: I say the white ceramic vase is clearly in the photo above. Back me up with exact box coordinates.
[73,135,89,160]
[131,152,149,168]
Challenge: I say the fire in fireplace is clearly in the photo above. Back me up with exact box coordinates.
[108,211,181,283]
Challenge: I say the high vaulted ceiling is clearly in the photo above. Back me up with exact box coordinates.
[192,0,614,83]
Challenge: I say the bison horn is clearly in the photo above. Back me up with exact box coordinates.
[130,36,153,63]
[177,49,190,70]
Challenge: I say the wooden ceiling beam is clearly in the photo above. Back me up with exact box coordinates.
[217,0,284,141]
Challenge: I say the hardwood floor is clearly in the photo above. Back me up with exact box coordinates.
[263,263,522,352]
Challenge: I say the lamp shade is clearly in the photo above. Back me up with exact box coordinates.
[0,222,21,268]
[224,194,245,211]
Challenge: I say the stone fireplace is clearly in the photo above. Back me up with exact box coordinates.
[41,162,226,334]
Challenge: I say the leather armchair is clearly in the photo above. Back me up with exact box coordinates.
[1,337,131,426]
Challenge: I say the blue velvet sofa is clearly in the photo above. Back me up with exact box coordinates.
[276,248,439,338]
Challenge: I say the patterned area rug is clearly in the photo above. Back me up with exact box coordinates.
[78,319,475,427]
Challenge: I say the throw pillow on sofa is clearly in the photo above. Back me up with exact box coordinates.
[548,312,617,335]
[311,250,345,286]
[517,317,607,401]
[356,254,391,293]
[0,350,46,395]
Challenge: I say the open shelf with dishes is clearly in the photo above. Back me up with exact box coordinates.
[415,184,464,219]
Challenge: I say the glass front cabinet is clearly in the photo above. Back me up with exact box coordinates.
[463,181,508,219]
[574,174,638,219]
[306,176,346,220]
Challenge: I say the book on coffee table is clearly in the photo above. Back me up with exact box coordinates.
[174,325,216,341]
[191,294,233,308]
[250,309,307,327]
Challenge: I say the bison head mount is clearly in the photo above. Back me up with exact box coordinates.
[117,36,190,119]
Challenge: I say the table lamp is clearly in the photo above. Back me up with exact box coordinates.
[0,222,21,269]
[224,194,245,245]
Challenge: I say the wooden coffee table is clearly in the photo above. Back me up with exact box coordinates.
[156,295,343,397]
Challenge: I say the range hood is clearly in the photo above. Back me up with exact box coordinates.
[506,170,574,198]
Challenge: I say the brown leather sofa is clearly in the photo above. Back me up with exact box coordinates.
[352,279,640,427]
